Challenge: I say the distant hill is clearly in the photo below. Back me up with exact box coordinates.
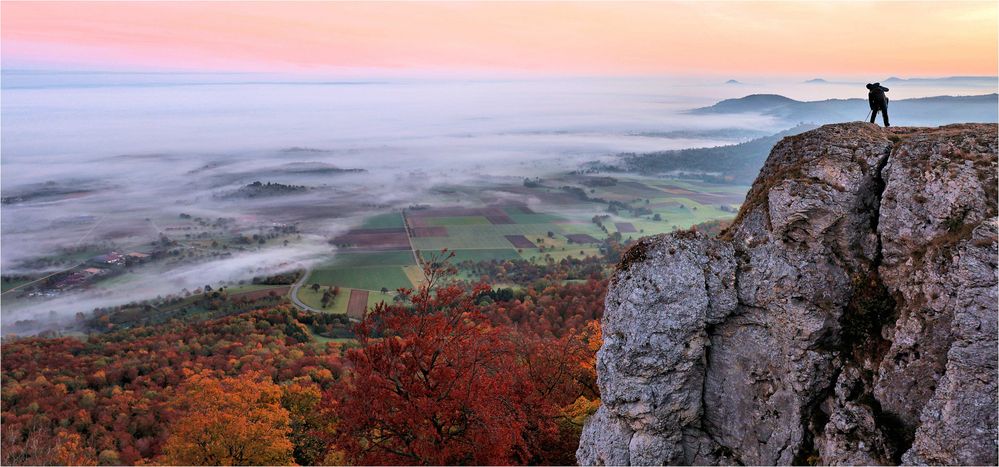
[1,180,109,205]
[690,93,999,126]
[278,162,365,175]
[804,78,828,84]
[220,181,309,199]
[615,92,997,186]
[629,128,770,140]
[725,79,743,85]
[618,124,819,183]
[691,94,797,114]
[882,76,998,86]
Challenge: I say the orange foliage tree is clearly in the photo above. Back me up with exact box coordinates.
[161,371,294,466]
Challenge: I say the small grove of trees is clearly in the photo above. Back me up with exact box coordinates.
[320,286,339,308]
[0,427,94,465]
[251,270,303,285]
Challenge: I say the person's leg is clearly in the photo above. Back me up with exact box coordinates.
[870,109,877,123]
[881,105,890,127]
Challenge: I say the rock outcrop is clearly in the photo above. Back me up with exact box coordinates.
[578,123,998,466]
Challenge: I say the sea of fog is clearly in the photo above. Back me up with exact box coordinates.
[4,73,995,163]
[2,72,996,328]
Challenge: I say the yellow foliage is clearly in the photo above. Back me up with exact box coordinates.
[563,396,601,427]
[161,371,295,466]
[281,382,335,465]
[53,430,94,466]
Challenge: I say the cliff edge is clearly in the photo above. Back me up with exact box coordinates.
[578,123,998,465]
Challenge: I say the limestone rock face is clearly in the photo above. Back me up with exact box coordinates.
[577,123,998,466]
[577,233,737,465]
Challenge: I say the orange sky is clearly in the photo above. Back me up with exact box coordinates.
[2,1,996,76]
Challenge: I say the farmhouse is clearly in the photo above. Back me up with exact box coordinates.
[92,252,125,266]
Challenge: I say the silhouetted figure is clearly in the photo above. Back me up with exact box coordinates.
[867,82,890,127]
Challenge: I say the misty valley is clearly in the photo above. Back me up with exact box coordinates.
[2,148,750,335]
[2,75,997,338]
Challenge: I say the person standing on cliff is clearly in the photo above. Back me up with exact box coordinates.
[867,82,890,127]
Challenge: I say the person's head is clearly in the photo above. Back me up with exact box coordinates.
[866,83,874,90]
[873,82,881,87]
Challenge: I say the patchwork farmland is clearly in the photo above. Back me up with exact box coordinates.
[293,175,749,319]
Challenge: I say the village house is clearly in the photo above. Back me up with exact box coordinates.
[91,252,125,266]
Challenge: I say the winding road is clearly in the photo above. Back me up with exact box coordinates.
[288,265,323,313]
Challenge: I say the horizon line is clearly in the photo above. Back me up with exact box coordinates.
[3,67,997,82]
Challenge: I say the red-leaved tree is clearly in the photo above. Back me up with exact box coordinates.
[327,251,604,465]
[329,253,543,465]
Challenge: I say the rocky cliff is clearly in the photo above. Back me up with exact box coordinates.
[577,123,998,466]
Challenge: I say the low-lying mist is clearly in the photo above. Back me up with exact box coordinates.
[2,73,996,331]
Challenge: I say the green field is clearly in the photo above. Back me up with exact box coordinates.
[312,334,357,347]
[628,197,737,231]
[297,286,397,314]
[504,212,564,224]
[2,277,36,293]
[366,290,397,309]
[93,273,140,290]
[226,283,288,294]
[306,265,413,291]
[425,216,492,226]
[313,335,359,345]
[411,223,565,250]
[361,212,405,229]
[297,286,349,313]
[331,251,415,267]
[51,247,106,265]
[555,223,606,236]
[651,178,749,194]
[422,248,522,263]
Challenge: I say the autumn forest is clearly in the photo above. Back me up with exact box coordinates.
[1,252,609,465]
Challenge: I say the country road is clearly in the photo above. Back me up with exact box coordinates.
[286,264,363,322]
[287,265,323,313]
[401,209,428,283]
[288,211,423,320]
[1,215,106,296]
